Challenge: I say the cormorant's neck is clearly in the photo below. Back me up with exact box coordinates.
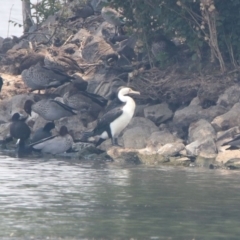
[118,94,131,103]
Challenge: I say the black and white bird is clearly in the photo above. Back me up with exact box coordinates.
[82,87,140,146]
[10,113,31,142]
[2,113,31,151]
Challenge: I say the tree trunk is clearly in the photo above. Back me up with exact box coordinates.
[22,0,33,33]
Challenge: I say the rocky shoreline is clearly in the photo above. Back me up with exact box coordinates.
[0,0,240,169]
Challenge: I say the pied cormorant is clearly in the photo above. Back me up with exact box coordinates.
[83,87,140,146]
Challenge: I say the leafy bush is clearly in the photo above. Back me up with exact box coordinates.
[110,0,240,72]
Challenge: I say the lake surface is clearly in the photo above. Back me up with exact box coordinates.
[0,152,240,240]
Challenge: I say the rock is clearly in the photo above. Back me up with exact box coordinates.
[81,35,116,63]
[197,82,224,108]
[146,129,183,151]
[225,159,240,169]
[126,117,158,131]
[137,149,170,165]
[89,78,126,99]
[195,155,216,168]
[107,147,141,164]
[188,119,216,143]
[186,119,217,157]
[144,103,173,125]
[11,40,30,51]
[157,142,185,156]
[95,22,115,39]
[137,146,189,166]
[185,137,217,158]
[122,117,158,148]
[0,37,18,53]
[216,126,240,150]
[189,96,200,106]
[135,104,148,117]
[204,105,227,122]
[55,114,87,140]
[0,123,11,141]
[72,28,92,44]
[211,102,240,131]
[172,102,226,137]
[122,126,153,149]
[0,94,34,123]
[216,150,240,169]
[217,85,240,109]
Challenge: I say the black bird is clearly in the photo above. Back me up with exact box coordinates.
[1,113,31,149]
[31,122,55,144]
[10,113,31,142]
[16,139,32,158]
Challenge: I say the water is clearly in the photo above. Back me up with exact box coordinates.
[0,153,240,240]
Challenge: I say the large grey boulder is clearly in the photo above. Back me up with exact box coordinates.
[185,138,217,158]
[188,119,216,143]
[0,94,34,123]
[172,97,226,136]
[185,119,217,158]
[81,35,116,63]
[216,150,240,169]
[122,117,158,149]
[216,126,240,151]
[146,129,183,151]
[217,85,240,109]
[0,123,11,141]
[211,102,240,131]
[157,142,185,157]
[55,114,87,140]
[144,103,173,125]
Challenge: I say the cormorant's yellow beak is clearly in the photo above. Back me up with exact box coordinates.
[129,89,140,95]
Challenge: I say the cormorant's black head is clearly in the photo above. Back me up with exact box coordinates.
[11,113,21,122]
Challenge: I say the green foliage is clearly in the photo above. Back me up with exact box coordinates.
[8,20,22,28]
[30,0,62,24]
[110,0,240,71]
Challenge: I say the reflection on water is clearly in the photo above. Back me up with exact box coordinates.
[0,153,240,239]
